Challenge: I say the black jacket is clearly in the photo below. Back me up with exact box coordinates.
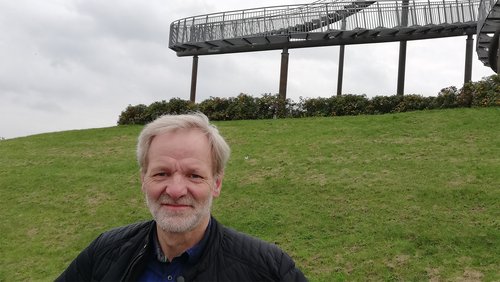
[56,217,307,281]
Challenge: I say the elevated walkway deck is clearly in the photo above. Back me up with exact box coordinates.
[170,0,480,56]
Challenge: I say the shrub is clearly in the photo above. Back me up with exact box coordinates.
[255,94,280,119]
[198,97,232,121]
[117,75,499,125]
[329,94,370,116]
[434,86,459,109]
[166,98,196,114]
[469,74,500,107]
[117,104,148,125]
[457,84,473,107]
[394,94,432,113]
[302,97,331,117]
[226,94,259,120]
[368,95,404,114]
[144,100,170,123]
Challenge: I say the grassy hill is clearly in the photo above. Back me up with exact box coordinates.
[1,108,499,281]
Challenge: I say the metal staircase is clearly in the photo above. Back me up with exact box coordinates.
[477,0,500,72]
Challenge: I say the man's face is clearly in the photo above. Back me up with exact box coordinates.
[141,129,222,233]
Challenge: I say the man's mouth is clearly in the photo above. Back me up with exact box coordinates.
[161,203,192,211]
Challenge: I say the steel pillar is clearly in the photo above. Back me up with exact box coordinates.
[498,36,500,74]
[464,34,473,83]
[337,18,347,96]
[397,41,407,96]
[337,45,345,96]
[279,48,289,102]
[190,55,199,103]
[397,0,409,96]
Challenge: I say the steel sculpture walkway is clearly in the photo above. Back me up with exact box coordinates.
[170,0,480,54]
[169,0,499,100]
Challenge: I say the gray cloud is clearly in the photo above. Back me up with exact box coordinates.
[0,0,495,139]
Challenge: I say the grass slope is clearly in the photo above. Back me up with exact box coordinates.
[1,108,499,281]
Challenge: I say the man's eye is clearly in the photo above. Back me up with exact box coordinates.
[189,174,205,182]
[154,172,168,177]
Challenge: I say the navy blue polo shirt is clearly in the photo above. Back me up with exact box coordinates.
[138,220,211,282]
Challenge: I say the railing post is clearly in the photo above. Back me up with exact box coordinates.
[191,17,196,42]
[377,2,384,27]
[471,0,476,21]
[402,0,409,27]
[203,15,209,41]
[182,19,187,43]
[443,0,448,22]
[427,0,433,24]
[396,1,401,26]
[263,8,267,34]
[176,20,180,44]
[450,4,454,22]
[423,6,428,25]
[362,5,368,28]
[456,0,462,22]
[411,0,417,25]
[221,13,225,39]
[241,11,245,36]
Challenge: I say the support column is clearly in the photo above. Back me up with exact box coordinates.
[497,35,500,75]
[397,0,409,96]
[337,45,345,96]
[464,33,473,83]
[337,18,347,97]
[279,48,289,102]
[397,41,407,96]
[190,55,199,103]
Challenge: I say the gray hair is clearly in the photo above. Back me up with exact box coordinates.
[137,112,230,176]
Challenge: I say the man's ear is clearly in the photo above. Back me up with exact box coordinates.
[212,172,224,197]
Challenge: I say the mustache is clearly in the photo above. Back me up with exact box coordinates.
[157,194,194,206]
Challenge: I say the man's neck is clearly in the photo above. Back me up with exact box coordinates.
[156,216,210,262]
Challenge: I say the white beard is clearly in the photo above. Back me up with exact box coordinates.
[145,193,213,233]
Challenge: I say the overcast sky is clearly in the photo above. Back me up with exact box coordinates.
[0,0,495,139]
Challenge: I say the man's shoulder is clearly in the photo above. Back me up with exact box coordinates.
[215,222,296,279]
[205,220,308,281]
[93,220,154,251]
[220,225,283,258]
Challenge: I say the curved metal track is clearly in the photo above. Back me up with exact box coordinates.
[169,0,498,72]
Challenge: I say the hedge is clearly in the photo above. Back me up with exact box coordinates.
[117,74,499,125]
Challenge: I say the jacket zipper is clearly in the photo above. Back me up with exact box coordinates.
[121,243,148,281]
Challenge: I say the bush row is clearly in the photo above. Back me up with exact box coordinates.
[117,74,499,125]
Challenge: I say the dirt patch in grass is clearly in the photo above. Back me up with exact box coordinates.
[456,268,484,282]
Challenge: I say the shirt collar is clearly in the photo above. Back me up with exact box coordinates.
[152,219,211,264]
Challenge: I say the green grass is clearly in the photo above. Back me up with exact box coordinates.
[1,108,499,281]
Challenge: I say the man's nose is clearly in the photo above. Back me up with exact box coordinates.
[164,174,187,199]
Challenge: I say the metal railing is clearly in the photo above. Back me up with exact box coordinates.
[169,0,481,47]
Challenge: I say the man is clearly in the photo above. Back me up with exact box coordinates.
[56,112,307,281]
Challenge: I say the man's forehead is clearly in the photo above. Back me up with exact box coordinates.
[147,129,214,170]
